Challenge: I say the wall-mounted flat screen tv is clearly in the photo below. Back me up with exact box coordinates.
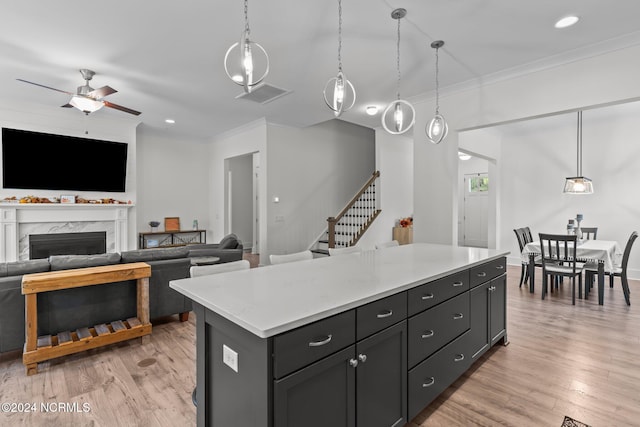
[2,128,128,193]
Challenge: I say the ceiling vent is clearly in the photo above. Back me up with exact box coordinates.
[235,83,291,104]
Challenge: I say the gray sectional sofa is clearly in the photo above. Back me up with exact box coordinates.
[0,234,244,354]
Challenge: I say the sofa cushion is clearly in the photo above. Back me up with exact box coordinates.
[218,233,239,249]
[6,259,51,276]
[49,253,121,271]
[0,263,7,277]
[121,246,189,263]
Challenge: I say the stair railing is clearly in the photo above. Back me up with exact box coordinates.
[327,171,381,248]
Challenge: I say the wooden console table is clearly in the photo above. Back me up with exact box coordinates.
[138,229,206,249]
[22,262,152,375]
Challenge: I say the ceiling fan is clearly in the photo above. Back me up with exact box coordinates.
[17,69,141,116]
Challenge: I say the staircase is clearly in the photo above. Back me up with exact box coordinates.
[311,171,381,257]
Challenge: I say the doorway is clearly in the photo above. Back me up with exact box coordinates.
[224,153,259,253]
[462,172,489,248]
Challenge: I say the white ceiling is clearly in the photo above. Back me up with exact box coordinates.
[3,0,640,141]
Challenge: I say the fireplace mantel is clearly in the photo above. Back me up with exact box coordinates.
[0,203,134,262]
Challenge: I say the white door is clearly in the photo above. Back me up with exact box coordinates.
[463,173,489,248]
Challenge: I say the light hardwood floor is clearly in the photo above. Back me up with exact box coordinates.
[1,263,639,426]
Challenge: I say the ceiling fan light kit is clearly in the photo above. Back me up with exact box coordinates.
[382,8,415,135]
[16,68,140,116]
[224,0,269,93]
[323,0,356,117]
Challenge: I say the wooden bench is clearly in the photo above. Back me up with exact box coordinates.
[22,262,152,375]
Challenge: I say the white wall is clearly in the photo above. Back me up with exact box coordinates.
[413,42,640,249]
[357,129,413,250]
[136,125,209,241]
[265,120,375,262]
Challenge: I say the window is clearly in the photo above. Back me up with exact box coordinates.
[469,175,489,192]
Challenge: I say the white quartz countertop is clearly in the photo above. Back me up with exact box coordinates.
[170,243,509,338]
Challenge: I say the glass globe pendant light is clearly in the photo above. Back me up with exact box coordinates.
[224,0,269,93]
[382,8,415,135]
[426,40,448,144]
[323,0,356,117]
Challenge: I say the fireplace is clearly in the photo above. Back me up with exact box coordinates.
[29,232,107,259]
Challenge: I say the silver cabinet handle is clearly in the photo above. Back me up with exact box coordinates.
[454,354,465,362]
[488,286,496,292]
[358,353,367,363]
[421,293,435,300]
[349,358,358,368]
[453,313,464,320]
[308,334,332,347]
[496,265,504,270]
[376,309,393,319]
[477,272,487,277]
[452,281,464,287]
[421,330,434,339]
[422,377,435,387]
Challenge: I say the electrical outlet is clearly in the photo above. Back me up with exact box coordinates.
[223,344,238,372]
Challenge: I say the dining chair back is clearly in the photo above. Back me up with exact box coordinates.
[328,246,363,256]
[588,231,638,305]
[190,260,250,277]
[375,240,399,249]
[270,250,313,265]
[514,227,541,287]
[538,233,584,304]
[580,227,598,240]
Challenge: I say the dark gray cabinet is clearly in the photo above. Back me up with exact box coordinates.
[193,256,507,427]
[469,259,507,361]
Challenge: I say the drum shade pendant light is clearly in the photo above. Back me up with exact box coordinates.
[323,0,356,117]
[224,0,269,93]
[382,8,415,135]
[563,110,594,194]
[426,40,448,144]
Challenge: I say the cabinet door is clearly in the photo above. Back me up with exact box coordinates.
[356,321,407,427]
[468,282,489,360]
[490,274,507,346]
[274,345,356,427]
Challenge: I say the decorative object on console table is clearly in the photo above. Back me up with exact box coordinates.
[393,226,413,245]
[164,217,180,232]
[192,220,198,230]
[149,221,160,232]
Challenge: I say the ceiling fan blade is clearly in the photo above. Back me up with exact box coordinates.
[103,100,141,116]
[89,85,117,98]
[16,79,74,95]
[61,103,73,108]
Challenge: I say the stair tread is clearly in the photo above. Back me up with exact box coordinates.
[311,249,330,255]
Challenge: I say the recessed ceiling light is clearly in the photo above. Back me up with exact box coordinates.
[165,119,175,124]
[555,15,579,29]
[365,106,378,116]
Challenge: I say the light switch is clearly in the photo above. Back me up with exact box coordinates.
[223,344,238,372]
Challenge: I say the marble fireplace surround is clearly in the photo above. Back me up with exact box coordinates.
[0,203,133,262]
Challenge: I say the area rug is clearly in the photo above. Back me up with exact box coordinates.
[562,415,591,427]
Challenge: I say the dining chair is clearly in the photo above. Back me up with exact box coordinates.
[514,227,542,287]
[580,227,598,240]
[538,233,585,305]
[190,259,250,277]
[585,231,637,306]
[270,250,313,265]
[375,240,399,249]
[328,246,363,256]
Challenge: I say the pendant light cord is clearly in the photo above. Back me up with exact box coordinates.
[337,0,343,72]
[396,16,401,100]
[435,46,440,114]
[577,111,583,176]
[244,0,250,34]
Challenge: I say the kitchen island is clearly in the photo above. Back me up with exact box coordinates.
[170,243,509,427]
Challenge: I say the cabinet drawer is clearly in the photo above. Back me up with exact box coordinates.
[356,292,407,341]
[407,292,469,368]
[408,270,469,316]
[273,310,355,379]
[408,330,471,420]
[469,258,506,288]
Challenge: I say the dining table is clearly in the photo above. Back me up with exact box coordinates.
[521,239,622,305]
